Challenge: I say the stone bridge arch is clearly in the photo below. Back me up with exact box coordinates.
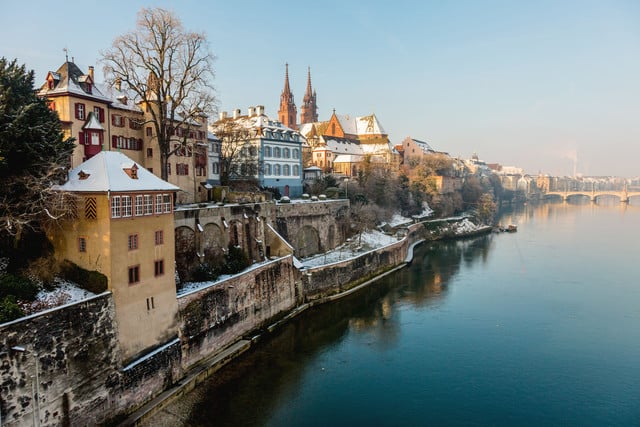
[202,223,226,258]
[175,225,196,280]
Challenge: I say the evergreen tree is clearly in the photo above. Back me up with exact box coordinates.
[0,58,74,261]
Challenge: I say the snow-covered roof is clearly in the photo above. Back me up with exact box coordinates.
[334,113,387,136]
[97,83,142,113]
[325,138,363,155]
[38,62,111,103]
[333,154,364,163]
[82,112,104,131]
[56,151,179,193]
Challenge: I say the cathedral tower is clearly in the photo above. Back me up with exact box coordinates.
[300,67,318,124]
[278,63,297,129]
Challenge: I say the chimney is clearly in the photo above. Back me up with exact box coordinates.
[248,106,255,117]
[219,111,228,120]
[88,66,94,80]
[256,105,264,115]
[233,109,241,119]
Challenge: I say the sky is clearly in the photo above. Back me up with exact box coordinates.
[2,0,639,177]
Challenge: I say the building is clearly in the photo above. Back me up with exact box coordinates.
[212,106,305,197]
[300,67,318,125]
[277,64,298,130]
[50,151,179,361]
[38,60,209,204]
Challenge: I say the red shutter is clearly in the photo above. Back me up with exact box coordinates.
[75,103,80,120]
[99,108,105,123]
[138,139,143,151]
[79,131,85,145]
[111,115,116,126]
[112,136,117,148]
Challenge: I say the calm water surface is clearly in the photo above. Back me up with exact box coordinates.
[148,202,640,426]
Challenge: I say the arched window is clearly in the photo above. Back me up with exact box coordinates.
[274,147,281,158]
[283,165,290,176]
[284,148,290,158]
[265,164,272,175]
[293,165,299,176]
[274,164,281,175]
[293,149,299,159]
[264,146,271,157]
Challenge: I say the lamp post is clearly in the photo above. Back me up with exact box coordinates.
[11,346,39,427]
[344,178,349,200]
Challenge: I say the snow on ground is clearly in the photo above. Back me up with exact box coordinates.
[19,278,96,315]
[300,229,401,268]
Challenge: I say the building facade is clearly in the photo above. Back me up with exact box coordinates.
[212,106,305,197]
[38,60,209,204]
[50,151,180,361]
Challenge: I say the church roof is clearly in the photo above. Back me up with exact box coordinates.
[333,113,387,137]
[56,151,179,193]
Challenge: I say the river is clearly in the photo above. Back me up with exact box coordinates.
[145,201,640,426]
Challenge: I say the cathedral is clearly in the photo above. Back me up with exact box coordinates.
[278,64,318,130]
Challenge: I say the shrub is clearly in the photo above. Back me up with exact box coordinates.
[59,260,108,294]
[190,263,218,282]
[0,273,39,300]
[220,244,250,275]
[0,295,24,323]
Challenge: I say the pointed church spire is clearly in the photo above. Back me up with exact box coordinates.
[300,66,318,125]
[278,63,297,129]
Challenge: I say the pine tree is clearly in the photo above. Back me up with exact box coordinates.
[0,58,74,262]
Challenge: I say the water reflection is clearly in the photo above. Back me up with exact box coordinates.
[146,233,497,426]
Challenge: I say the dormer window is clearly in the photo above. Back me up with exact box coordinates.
[86,83,92,94]
[124,164,139,179]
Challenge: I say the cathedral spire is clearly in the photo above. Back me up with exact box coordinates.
[300,66,318,125]
[278,63,297,129]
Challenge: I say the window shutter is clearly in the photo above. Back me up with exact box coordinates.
[111,115,116,126]
[75,103,80,119]
[112,136,117,148]
[79,131,85,145]
[99,108,104,123]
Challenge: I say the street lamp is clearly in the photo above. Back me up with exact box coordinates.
[11,346,39,427]
[344,178,349,200]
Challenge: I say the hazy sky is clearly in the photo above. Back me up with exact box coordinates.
[2,0,639,176]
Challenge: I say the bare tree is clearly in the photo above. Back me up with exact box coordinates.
[212,120,261,189]
[101,7,216,180]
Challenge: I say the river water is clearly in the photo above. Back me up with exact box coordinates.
[147,201,640,426]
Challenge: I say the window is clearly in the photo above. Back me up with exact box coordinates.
[128,234,138,250]
[135,195,144,216]
[293,149,299,159]
[283,164,290,176]
[264,146,271,157]
[122,195,132,217]
[163,194,171,213]
[265,164,271,175]
[155,230,164,245]
[78,237,87,252]
[111,114,124,127]
[146,127,152,136]
[274,147,281,158]
[212,162,219,174]
[146,297,155,310]
[48,101,56,111]
[293,165,299,176]
[75,103,85,120]
[155,195,163,214]
[144,195,153,215]
[94,107,105,123]
[147,148,153,158]
[274,164,281,175]
[284,148,290,158]
[176,163,189,175]
[111,196,121,218]
[129,118,142,130]
[128,266,140,285]
[196,166,206,176]
[154,260,165,276]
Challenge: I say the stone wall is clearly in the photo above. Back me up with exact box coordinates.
[177,256,299,369]
[275,200,349,257]
[302,238,408,301]
[0,293,121,426]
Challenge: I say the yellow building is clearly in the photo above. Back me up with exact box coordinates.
[50,151,180,361]
[39,60,209,204]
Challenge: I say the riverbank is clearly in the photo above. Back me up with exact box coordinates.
[128,217,493,426]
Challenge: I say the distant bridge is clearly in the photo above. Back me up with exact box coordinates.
[544,190,640,203]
